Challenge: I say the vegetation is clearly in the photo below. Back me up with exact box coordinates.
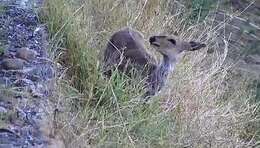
[0,46,4,56]
[0,5,6,55]
[184,0,216,23]
[41,0,259,147]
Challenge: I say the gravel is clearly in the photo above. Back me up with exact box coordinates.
[0,0,55,147]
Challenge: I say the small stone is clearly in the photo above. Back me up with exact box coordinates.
[0,106,7,113]
[27,65,54,81]
[32,92,43,98]
[1,58,25,70]
[14,78,34,87]
[15,47,37,62]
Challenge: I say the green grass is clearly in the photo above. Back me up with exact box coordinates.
[0,5,6,15]
[0,45,4,55]
[184,0,217,23]
[41,0,260,147]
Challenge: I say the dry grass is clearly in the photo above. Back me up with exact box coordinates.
[41,0,260,147]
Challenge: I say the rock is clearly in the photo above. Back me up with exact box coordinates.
[14,78,34,87]
[15,47,37,61]
[31,92,43,98]
[1,58,25,70]
[27,64,54,81]
[0,127,25,147]
[0,106,7,113]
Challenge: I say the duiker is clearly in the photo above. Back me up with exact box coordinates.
[103,27,206,100]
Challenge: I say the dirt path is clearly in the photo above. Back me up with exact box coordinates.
[0,1,60,147]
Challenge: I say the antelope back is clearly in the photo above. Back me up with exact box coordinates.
[103,27,156,76]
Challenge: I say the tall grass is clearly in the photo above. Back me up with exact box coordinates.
[41,0,259,147]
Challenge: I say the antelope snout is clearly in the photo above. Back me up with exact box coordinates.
[189,41,206,51]
[149,36,160,47]
[149,36,156,43]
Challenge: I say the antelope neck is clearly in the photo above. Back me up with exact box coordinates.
[159,54,175,73]
[153,54,175,90]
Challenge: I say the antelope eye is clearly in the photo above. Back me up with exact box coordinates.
[167,39,176,45]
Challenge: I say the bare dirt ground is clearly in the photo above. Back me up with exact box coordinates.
[0,0,58,147]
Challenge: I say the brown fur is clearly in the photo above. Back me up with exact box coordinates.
[103,27,156,76]
[103,27,206,98]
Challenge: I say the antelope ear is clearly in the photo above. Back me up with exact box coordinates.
[189,41,206,51]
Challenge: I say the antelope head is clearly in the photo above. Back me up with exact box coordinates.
[149,35,206,59]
